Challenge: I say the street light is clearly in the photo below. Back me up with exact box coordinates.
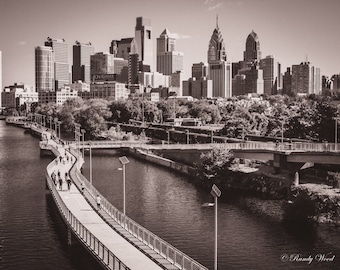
[186,129,189,144]
[81,129,86,158]
[89,141,92,185]
[210,184,221,270]
[118,156,129,215]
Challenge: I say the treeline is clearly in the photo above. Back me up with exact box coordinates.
[33,94,339,141]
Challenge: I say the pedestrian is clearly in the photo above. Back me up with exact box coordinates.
[58,177,63,191]
[67,177,72,191]
[65,172,68,179]
[57,170,61,178]
[96,195,101,210]
[59,156,62,163]
[81,181,85,194]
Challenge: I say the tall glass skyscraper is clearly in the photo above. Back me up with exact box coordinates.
[72,41,94,83]
[35,46,54,92]
[45,37,70,90]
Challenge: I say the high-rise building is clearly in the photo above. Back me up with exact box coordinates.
[183,77,213,99]
[35,46,54,92]
[45,37,70,90]
[259,55,282,95]
[90,52,115,79]
[192,62,209,79]
[72,41,94,83]
[110,38,135,61]
[243,30,261,67]
[135,17,153,69]
[207,19,232,98]
[156,29,184,76]
[0,51,2,107]
[233,31,264,96]
[291,62,321,95]
[282,67,292,95]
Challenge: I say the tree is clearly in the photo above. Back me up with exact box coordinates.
[195,146,234,186]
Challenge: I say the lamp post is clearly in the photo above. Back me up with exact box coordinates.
[118,156,129,215]
[281,121,284,144]
[211,184,221,270]
[57,121,61,139]
[81,129,86,158]
[186,129,189,144]
[89,142,92,185]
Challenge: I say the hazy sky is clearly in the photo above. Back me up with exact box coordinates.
[0,0,339,87]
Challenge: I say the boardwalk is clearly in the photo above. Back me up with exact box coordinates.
[42,135,208,270]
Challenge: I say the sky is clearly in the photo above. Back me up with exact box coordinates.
[0,0,340,88]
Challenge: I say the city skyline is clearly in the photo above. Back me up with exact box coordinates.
[0,0,339,88]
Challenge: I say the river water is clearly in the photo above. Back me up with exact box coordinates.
[1,120,340,269]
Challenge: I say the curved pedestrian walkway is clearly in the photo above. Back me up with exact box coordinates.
[42,134,207,270]
[44,139,170,270]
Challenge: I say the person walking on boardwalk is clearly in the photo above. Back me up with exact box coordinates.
[96,195,101,210]
[81,181,85,194]
[67,177,72,191]
[58,177,63,191]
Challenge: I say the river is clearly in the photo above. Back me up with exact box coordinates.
[1,120,340,269]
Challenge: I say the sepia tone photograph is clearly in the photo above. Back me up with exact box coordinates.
[1,0,340,269]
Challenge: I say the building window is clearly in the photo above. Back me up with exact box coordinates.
[147,30,151,39]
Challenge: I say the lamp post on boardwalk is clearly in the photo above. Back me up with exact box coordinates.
[74,123,81,155]
[211,184,221,270]
[186,129,189,144]
[118,156,129,215]
[57,121,61,139]
[81,129,86,158]
[89,141,92,185]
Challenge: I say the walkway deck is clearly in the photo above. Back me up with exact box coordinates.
[42,135,207,270]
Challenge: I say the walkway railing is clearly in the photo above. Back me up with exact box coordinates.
[73,140,340,153]
[45,149,130,270]
[69,148,208,270]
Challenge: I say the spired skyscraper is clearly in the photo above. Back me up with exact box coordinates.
[207,18,232,98]
[243,30,261,68]
[72,41,94,83]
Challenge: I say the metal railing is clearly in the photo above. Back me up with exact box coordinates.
[46,149,130,270]
[68,149,208,270]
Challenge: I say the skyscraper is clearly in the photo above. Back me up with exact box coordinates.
[72,41,94,83]
[259,55,282,95]
[207,19,232,98]
[45,37,70,90]
[0,51,2,107]
[110,38,135,60]
[243,30,261,67]
[135,17,153,70]
[35,46,54,92]
[156,29,184,76]
[291,62,321,95]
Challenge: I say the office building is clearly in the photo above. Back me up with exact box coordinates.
[243,30,261,68]
[56,85,78,106]
[110,38,136,60]
[291,62,321,95]
[282,67,292,95]
[45,37,70,90]
[259,55,282,95]
[156,29,184,76]
[0,51,2,107]
[72,41,94,83]
[35,46,54,92]
[183,77,213,99]
[207,19,232,98]
[90,52,115,80]
[1,83,37,111]
[192,62,209,80]
[90,81,129,100]
[138,71,170,88]
[135,17,153,69]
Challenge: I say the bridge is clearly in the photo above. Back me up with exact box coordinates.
[40,133,208,270]
[71,140,340,170]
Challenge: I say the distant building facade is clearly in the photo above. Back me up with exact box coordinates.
[2,83,37,111]
[35,46,54,92]
[259,55,282,95]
